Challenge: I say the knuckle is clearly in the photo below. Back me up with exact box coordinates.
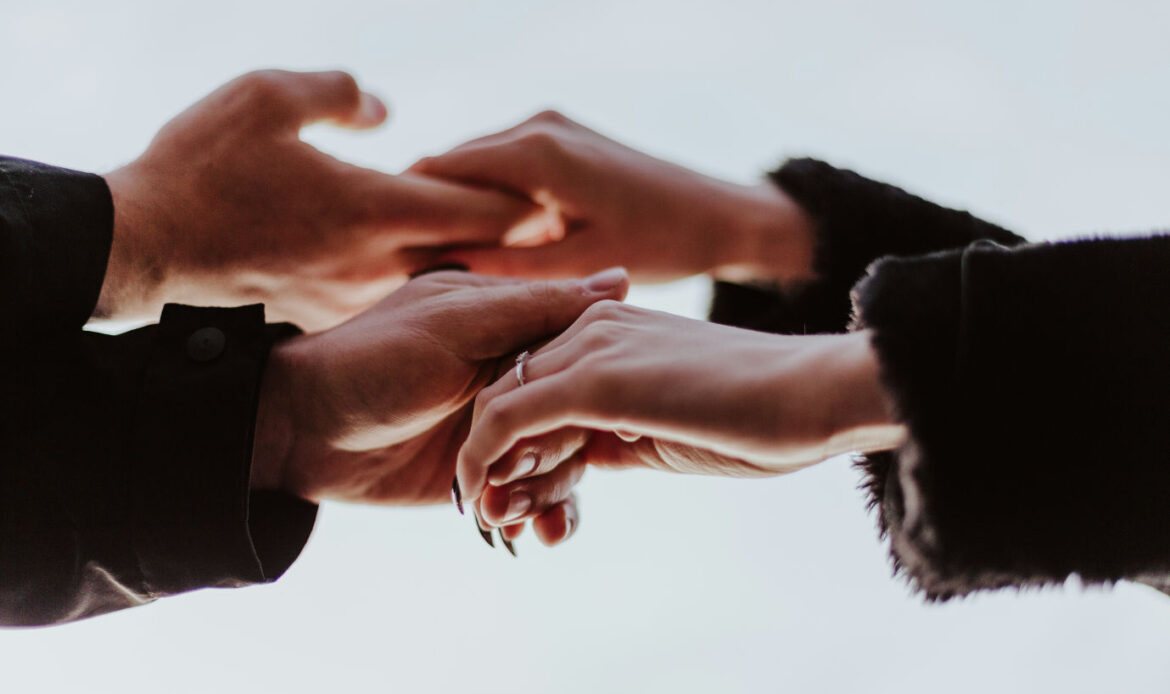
[238,70,288,109]
[579,324,613,352]
[524,279,560,309]
[325,70,361,103]
[517,129,564,156]
[583,299,623,321]
[472,385,495,414]
[530,109,568,125]
[480,397,516,431]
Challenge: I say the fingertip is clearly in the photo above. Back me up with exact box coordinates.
[534,502,577,546]
[409,156,434,175]
[353,92,389,128]
[582,266,629,296]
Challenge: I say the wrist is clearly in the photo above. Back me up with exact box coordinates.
[252,341,299,494]
[709,180,817,289]
[97,164,170,319]
[822,330,907,456]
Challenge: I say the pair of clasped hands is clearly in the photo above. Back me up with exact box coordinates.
[100,70,901,552]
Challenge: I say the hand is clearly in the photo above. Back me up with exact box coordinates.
[457,302,907,522]
[410,110,816,285]
[250,268,629,513]
[99,70,541,331]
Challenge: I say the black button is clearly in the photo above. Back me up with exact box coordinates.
[186,327,226,362]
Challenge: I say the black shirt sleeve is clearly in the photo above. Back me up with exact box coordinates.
[0,156,317,626]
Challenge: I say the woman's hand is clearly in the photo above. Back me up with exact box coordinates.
[410,111,817,286]
[250,268,629,511]
[457,302,907,526]
[100,70,542,331]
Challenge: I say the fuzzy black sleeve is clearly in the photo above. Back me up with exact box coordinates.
[0,157,318,626]
[854,236,1170,598]
[709,158,1024,334]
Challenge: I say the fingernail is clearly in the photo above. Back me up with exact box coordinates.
[451,478,464,515]
[584,267,627,293]
[503,492,533,523]
[564,516,575,540]
[475,514,495,548]
[500,530,517,557]
[358,92,387,122]
[516,452,538,478]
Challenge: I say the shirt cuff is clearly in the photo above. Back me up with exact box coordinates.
[128,303,317,596]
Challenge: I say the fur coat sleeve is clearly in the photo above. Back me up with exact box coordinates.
[712,158,1170,599]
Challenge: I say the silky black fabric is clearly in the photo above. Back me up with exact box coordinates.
[713,158,1170,599]
[0,157,317,626]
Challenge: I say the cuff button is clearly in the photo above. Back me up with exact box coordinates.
[187,326,226,362]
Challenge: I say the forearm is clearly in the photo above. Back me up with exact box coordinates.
[95,164,170,320]
[707,180,818,288]
[816,330,907,460]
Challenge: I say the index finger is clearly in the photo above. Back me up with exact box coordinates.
[344,170,546,247]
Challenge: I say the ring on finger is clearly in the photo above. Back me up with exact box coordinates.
[515,350,531,387]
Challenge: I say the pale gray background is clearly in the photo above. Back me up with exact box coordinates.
[1,1,1169,692]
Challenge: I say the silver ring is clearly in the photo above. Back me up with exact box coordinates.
[515,350,531,387]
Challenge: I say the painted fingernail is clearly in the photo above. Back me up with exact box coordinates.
[451,478,464,515]
[503,492,533,523]
[475,514,495,548]
[499,529,517,557]
[584,267,627,293]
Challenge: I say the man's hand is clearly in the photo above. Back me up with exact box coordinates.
[410,111,817,286]
[99,70,541,331]
[249,267,629,510]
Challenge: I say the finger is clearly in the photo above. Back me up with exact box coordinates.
[460,375,591,503]
[472,339,587,429]
[533,496,579,547]
[346,171,544,247]
[487,427,592,486]
[410,110,573,169]
[502,523,525,542]
[479,456,585,527]
[238,69,388,130]
[471,300,631,409]
[411,137,551,197]
[449,269,629,360]
[438,234,609,279]
[285,70,387,129]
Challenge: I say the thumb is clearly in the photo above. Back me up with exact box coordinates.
[239,69,388,130]
[455,268,630,360]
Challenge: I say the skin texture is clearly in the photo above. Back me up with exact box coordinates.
[458,303,907,529]
[410,110,818,288]
[411,112,902,539]
[250,268,630,545]
[99,70,542,332]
